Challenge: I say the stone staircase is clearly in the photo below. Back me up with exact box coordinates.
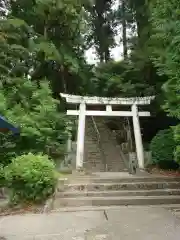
[84,117,105,171]
[52,173,180,210]
[84,117,127,172]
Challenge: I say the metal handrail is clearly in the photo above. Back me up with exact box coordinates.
[91,116,100,144]
[111,118,136,173]
[91,116,107,171]
[111,130,129,170]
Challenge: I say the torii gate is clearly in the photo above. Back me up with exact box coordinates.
[60,93,155,171]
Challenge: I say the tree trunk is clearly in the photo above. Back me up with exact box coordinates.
[105,48,110,62]
[122,0,127,59]
[60,64,67,93]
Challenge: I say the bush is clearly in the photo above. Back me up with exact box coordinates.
[175,145,180,164]
[150,128,178,169]
[5,153,58,204]
[0,165,5,188]
[174,124,180,164]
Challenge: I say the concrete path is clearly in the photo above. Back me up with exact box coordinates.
[0,206,180,239]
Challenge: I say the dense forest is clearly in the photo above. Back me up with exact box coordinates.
[0,0,179,166]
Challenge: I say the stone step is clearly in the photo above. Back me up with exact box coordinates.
[105,169,128,173]
[60,176,180,184]
[172,212,180,219]
[57,189,180,198]
[85,162,125,166]
[51,204,180,213]
[86,170,129,173]
[171,208,180,212]
[53,195,180,208]
[58,181,180,192]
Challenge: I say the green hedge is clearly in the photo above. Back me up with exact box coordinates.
[150,128,178,169]
[174,124,180,164]
[5,153,58,204]
[0,165,5,188]
[175,145,180,164]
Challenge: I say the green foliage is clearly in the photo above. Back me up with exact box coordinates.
[150,0,180,159]
[92,60,155,97]
[0,0,88,178]
[175,146,180,164]
[0,0,90,95]
[5,153,58,204]
[0,165,5,188]
[83,0,163,99]
[174,124,180,163]
[84,0,115,62]
[0,78,69,166]
[0,133,17,167]
[150,129,178,169]
[0,18,31,77]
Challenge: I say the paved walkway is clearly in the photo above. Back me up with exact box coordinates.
[0,206,180,239]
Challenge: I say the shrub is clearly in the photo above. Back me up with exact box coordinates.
[174,124,180,164]
[150,128,178,169]
[5,153,58,204]
[0,165,5,188]
[175,145,180,164]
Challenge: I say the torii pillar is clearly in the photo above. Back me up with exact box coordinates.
[76,103,86,169]
[131,104,144,169]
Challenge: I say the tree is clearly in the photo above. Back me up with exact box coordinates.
[84,0,115,62]
[90,59,155,98]
[150,0,180,161]
[0,0,90,96]
[0,78,69,166]
[0,0,91,167]
[115,0,134,59]
[121,0,127,58]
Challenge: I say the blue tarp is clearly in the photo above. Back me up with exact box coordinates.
[0,115,20,134]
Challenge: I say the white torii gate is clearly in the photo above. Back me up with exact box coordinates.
[60,93,155,171]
